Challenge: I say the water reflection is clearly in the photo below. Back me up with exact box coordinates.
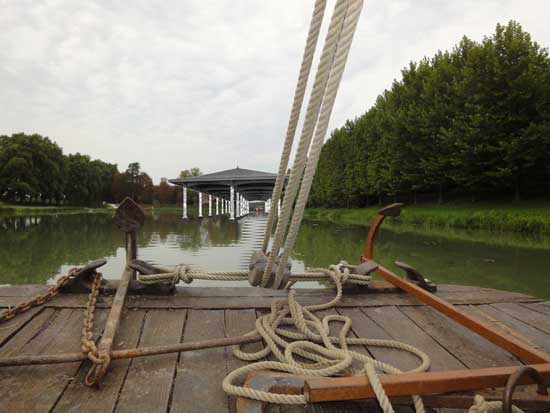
[0,213,548,299]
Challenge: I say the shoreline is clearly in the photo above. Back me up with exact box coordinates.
[304,203,550,234]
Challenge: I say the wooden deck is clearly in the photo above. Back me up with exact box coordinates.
[0,284,549,412]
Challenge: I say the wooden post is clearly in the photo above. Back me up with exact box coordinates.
[182,186,188,220]
[198,192,203,218]
[230,186,235,220]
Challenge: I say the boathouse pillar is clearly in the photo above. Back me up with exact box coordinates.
[182,187,188,220]
[208,194,212,217]
[236,192,240,218]
[216,197,219,215]
[230,186,235,220]
[198,192,203,218]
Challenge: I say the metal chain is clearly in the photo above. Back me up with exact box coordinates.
[0,267,79,323]
[80,272,111,387]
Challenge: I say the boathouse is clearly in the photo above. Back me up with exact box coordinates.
[169,167,282,220]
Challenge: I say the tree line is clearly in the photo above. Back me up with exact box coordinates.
[0,132,201,206]
[310,21,550,207]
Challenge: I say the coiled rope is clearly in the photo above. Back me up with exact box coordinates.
[222,265,429,412]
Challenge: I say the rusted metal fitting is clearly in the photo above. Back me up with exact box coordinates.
[248,251,292,289]
[503,366,549,413]
[395,261,437,292]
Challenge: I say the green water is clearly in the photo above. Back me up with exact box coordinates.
[0,212,548,299]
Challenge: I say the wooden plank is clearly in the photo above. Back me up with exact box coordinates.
[170,309,229,413]
[0,284,49,297]
[0,307,43,347]
[1,288,540,311]
[520,301,550,316]
[337,308,421,373]
[362,306,465,372]
[0,308,56,355]
[0,308,107,412]
[461,304,550,352]
[492,302,550,335]
[53,309,146,413]
[116,309,185,413]
[226,309,262,413]
[401,306,520,368]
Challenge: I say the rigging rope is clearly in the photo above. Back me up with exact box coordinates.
[262,0,328,254]
[262,0,364,289]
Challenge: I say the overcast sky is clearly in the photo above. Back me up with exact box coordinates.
[1,1,549,182]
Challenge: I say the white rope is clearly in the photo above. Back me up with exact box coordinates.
[468,395,524,413]
[222,265,429,412]
[263,0,352,287]
[276,0,364,281]
[136,263,372,286]
[262,0,327,254]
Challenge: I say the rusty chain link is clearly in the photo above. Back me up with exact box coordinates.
[0,267,80,323]
[80,272,110,387]
[0,265,109,386]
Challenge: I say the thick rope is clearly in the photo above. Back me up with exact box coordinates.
[221,265,429,412]
[263,0,352,287]
[136,263,372,286]
[262,0,327,253]
[468,395,523,413]
[276,0,364,280]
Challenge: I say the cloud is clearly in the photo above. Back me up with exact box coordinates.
[1,0,549,182]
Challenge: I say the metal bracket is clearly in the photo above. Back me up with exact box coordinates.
[61,258,107,293]
[395,261,437,292]
[248,251,291,289]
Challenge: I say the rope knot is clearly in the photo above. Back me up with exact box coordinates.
[174,264,193,284]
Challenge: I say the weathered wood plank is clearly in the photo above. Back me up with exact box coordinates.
[171,309,229,413]
[520,301,550,316]
[363,306,465,372]
[338,308,421,373]
[0,287,540,310]
[0,308,106,412]
[0,307,43,347]
[0,284,49,297]
[401,306,520,368]
[491,302,550,335]
[460,304,550,352]
[54,309,146,413]
[225,309,261,413]
[116,309,185,413]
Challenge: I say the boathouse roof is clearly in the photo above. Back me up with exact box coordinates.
[169,167,281,201]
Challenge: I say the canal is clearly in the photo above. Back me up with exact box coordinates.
[0,212,548,299]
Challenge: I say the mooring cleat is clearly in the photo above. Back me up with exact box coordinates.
[395,261,437,292]
[248,251,291,289]
[353,259,378,276]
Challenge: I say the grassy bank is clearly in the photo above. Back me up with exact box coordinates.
[0,202,196,217]
[0,203,113,216]
[304,202,550,234]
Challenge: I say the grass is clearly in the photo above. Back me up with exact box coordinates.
[0,202,197,217]
[304,201,550,234]
[0,202,112,216]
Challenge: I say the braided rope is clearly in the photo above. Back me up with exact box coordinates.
[221,265,429,412]
[263,0,351,287]
[262,0,327,253]
[468,395,524,413]
[136,264,372,286]
[276,0,364,281]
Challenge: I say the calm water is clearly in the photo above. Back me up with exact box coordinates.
[0,212,549,298]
